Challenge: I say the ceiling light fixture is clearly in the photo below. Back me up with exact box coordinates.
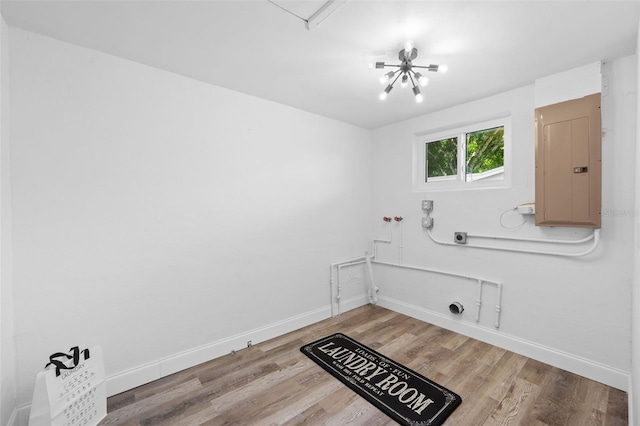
[375,41,447,103]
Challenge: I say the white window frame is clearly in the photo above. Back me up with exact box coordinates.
[413,117,511,192]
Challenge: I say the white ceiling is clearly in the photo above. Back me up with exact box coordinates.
[1,0,638,129]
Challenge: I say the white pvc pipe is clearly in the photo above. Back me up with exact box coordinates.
[337,260,369,315]
[336,259,368,268]
[373,260,500,284]
[330,256,367,268]
[399,220,404,265]
[365,252,378,304]
[466,230,595,244]
[337,264,343,316]
[330,256,367,317]
[371,221,392,258]
[475,279,483,323]
[477,280,502,328]
[329,265,335,317]
[372,260,503,328]
[494,283,503,329]
[427,228,600,257]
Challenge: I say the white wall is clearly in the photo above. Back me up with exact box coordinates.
[371,56,636,390]
[9,27,372,413]
[5,20,636,423]
[0,14,17,426]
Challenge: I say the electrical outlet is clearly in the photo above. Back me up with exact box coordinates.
[454,232,467,244]
[517,203,535,215]
[421,200,434,212]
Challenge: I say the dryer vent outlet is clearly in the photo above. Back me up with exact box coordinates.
[449,302,464,315]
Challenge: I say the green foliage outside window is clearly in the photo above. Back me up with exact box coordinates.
[426,137,457,179]
[466,126,504,176]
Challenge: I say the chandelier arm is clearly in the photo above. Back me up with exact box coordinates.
[408,72,419,90]
[389,71,402,87]
[412,65,439,71]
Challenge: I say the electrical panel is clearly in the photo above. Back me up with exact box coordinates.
[534,93,601,228]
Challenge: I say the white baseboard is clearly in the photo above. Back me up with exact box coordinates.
[12,303,357,424]
[106,297,371,398]
[377,295,630,391]
[106,304,332,397]
[11,403,29,426]
[14,295,624,424]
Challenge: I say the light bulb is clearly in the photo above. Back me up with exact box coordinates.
[380,84,393,100]
[412,86,422,103]
[438,64,448,74]
[415,73,429,87]
[380,71,394,85]
[401,74,408,88]
[403,40,415,59]
[404,40,414,52]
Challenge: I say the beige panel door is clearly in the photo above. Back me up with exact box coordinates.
[535,93,601,228]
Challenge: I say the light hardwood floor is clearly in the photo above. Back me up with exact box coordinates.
[101,305,628,425]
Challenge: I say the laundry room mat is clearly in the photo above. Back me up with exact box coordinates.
[300,333,461,426]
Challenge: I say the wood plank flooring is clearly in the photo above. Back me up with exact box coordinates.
[100,305,628,425]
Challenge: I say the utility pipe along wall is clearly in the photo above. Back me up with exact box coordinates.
[371,66,634,390]
[422,201,601,257]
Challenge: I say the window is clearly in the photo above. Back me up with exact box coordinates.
[426,137,457,181]
[415,117,510,190]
